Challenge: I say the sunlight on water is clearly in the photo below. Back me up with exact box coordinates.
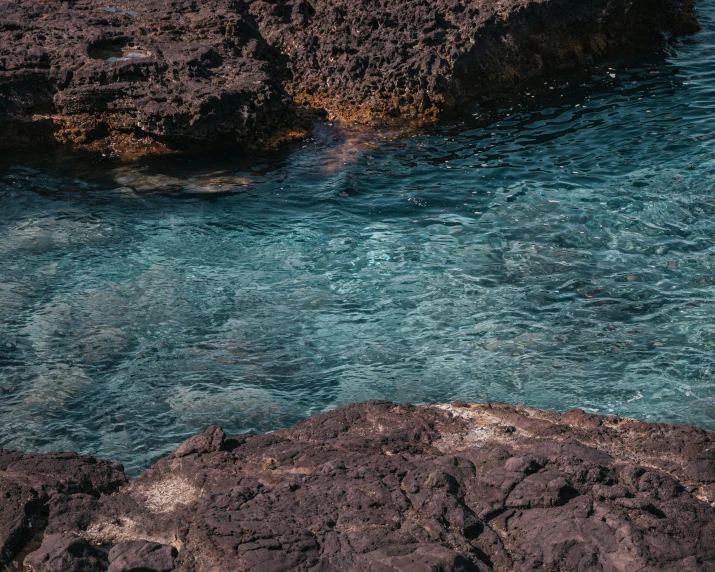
[1,3,715,474]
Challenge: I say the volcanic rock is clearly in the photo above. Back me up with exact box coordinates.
[0,450,127,569]
[0,0,700,155]
[23,533,108,572]
[0,0,308,157]
[1,401,714,571]
[247,0,700,123]
[107,541,178,572]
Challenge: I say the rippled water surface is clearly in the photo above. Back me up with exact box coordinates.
[2,6,715,474]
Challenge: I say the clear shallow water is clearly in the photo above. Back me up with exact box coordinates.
[2,6,715,475]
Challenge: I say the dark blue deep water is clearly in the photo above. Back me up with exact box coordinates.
[2,4,715,475]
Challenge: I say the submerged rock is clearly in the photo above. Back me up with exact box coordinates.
[1,401,714,570]
[0,0,699,156]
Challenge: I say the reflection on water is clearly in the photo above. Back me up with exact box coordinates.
[318,127,381,176]
[1,4,715,474]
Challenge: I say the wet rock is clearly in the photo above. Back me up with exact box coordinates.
[2,402,714,570]
[0,0,699,155]
[24,533,107,572]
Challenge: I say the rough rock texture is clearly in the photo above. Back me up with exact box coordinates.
[0,450,127,568]
[247,0,700,123]
[23,533,108,572]
[0,0,309,157]
[107,540,178,572]
[0,0,699,155]
[2,401,715,571]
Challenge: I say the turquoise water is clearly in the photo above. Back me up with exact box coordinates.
[2,6,715,475]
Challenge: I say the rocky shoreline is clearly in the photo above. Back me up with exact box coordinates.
[1,401,713,571]
[0,0,700,157]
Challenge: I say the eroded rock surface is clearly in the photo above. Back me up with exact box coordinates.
[0,450,127,569]
[248,0,699,123]
[23,533,108,572]
[107,540,178,572]
[0,0,699,155]
[2,401,715,571]
[0,0,308,156]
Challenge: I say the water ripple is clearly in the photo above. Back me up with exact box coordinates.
[1,4,715,473]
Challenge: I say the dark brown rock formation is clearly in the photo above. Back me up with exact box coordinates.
[0,0,700,156]
[2,401,714,571]
[0,0,309,157]
[107,541,178,572]
[247,0,700,123]
[23,533,108,572]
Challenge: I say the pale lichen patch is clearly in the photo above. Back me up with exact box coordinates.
[131,476,202,514]
[83,517,174,547]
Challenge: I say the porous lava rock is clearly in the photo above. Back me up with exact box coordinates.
[23,533,108,572]
[247,0,700,123]
[0,0,700,155]
[0,0,309,157]
[2,401,715,571]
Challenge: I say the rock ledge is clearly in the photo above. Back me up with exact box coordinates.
[2,401,714,571]
[0,0,700,156]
